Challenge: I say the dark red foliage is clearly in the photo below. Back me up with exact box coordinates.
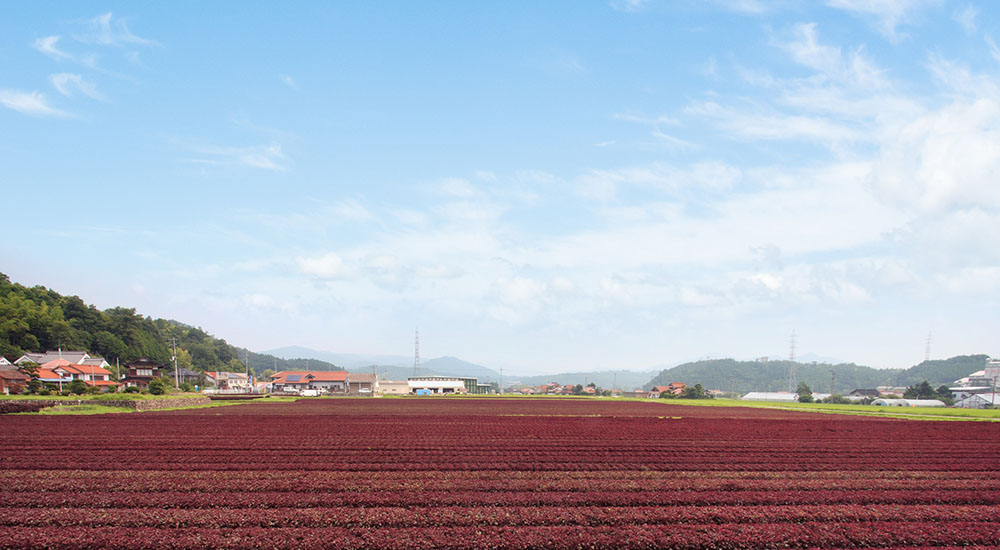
[1,397,998,548]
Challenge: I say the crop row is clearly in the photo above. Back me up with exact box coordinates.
[6,476,997,494]
[3,489,998,509]
[3,521,1000,549]
[2,504,999,529]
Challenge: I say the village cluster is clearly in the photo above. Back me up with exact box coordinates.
[1,350,997,409]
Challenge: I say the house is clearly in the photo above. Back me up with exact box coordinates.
[648,383,685,398]
[122,358,165,389]
[348,373,378,395]
[621,390,646,399]
[37,359,116,389]
[0,356,11,366]
[0,370,30,394]
[270,371,347,394]
[205,372,252,392]
[15,350,110,369]
[166,368,202,385]
[849,389,880,398]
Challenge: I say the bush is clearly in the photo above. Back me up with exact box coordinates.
[148,377,169,395]
[68,380,88,395]
[179,381,195,392]
[38,388,51,396]
[124,386,140,394]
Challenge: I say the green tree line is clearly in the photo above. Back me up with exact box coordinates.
[0,273,341,376]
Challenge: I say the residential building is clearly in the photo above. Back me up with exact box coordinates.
[122,358,164,389]
[39,359,116,389]
[849,389,880,398]
[0,370,30,394]
[270,371,347,394]
[205,372,253,392]
[0,356,11,366]
[15,350,110,369]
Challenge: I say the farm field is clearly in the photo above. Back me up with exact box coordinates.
[2,398,999,549]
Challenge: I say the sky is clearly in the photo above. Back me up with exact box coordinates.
[2,1,999,375]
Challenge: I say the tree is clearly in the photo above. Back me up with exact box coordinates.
[573,384,584,395]
[680,383,710,399]
[796,381,813,403]
[905,380,935,399]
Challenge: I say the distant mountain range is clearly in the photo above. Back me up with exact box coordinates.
[644,355,990,394]
[263,347,503,382]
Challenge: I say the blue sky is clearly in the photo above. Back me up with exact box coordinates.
[3,1,999,374]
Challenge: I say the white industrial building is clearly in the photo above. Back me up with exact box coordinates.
[409,377,467,395]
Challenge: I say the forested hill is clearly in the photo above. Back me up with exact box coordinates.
[644,359,901,394]
[645,355,990,394]
[0,273,341,376]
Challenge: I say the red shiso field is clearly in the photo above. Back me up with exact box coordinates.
[1,398,999,549]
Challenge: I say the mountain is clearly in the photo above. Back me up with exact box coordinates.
[266,347,503,382]
[890,355,990,387]
[508,370,659,391]
[644,358,902,394]
[645,355,991,394]
[0,273,340,376]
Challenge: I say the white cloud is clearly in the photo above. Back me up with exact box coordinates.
[954,5,978,34]
[825,0,940,41]
[281,75,297,89]
[609,0,649,13]
[686,100,861,145]
[296,252,349,279]
[49,73,103,100]
[186,142,289,171]
[0,89,70,117]
[78,12,157,47]
[712,0,769,14]
[986,35,1000,65]
[330,199,376,222]
[33,36,73,61]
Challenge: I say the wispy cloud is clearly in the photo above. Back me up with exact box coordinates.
[280,75,297,89]
[76,12,158,47]
[0,89,70,117]
[33,36,73,61]
[825,0,940,42]
[185,142,290,171]
[49,73,103,100]
[609,0,650,13]
[953,5,978,34]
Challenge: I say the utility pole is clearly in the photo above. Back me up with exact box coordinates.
[499,367,503,396]
[172,337,179,390]
[831,369,836,396]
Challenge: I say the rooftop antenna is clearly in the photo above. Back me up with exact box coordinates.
[413,328,420,376]
[787,330,797,393]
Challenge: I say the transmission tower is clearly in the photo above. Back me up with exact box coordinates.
[924,332,932,363]
[413,328,420,376]
[787,330,797,392]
